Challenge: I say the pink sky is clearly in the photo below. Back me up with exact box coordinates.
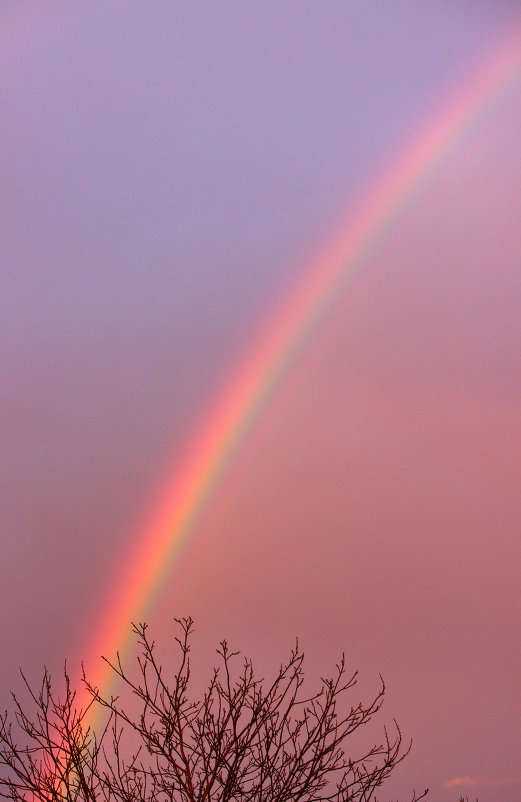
[1,3,520,800]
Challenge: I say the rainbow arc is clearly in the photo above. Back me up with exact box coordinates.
[77,26,521,717]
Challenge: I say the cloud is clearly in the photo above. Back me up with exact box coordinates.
[445,776,521,789]
[445,776,477,788]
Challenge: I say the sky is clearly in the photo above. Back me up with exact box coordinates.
[1,2,521,800]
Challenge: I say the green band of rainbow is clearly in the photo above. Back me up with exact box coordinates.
[78,26,521,713]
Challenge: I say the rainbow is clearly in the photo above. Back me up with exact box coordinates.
[78,26,521,711]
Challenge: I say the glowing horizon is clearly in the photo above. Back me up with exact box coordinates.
[76,24,521,716]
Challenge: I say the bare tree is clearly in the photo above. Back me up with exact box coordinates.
[0,618,428,802]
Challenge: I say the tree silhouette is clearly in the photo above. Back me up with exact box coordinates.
[0,618,428,802]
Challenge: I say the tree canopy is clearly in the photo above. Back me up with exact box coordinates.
[0,618,428,802]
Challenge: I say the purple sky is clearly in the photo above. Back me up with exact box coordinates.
[2,3,521,800]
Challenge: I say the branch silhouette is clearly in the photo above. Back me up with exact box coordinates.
[1,618,429,802]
